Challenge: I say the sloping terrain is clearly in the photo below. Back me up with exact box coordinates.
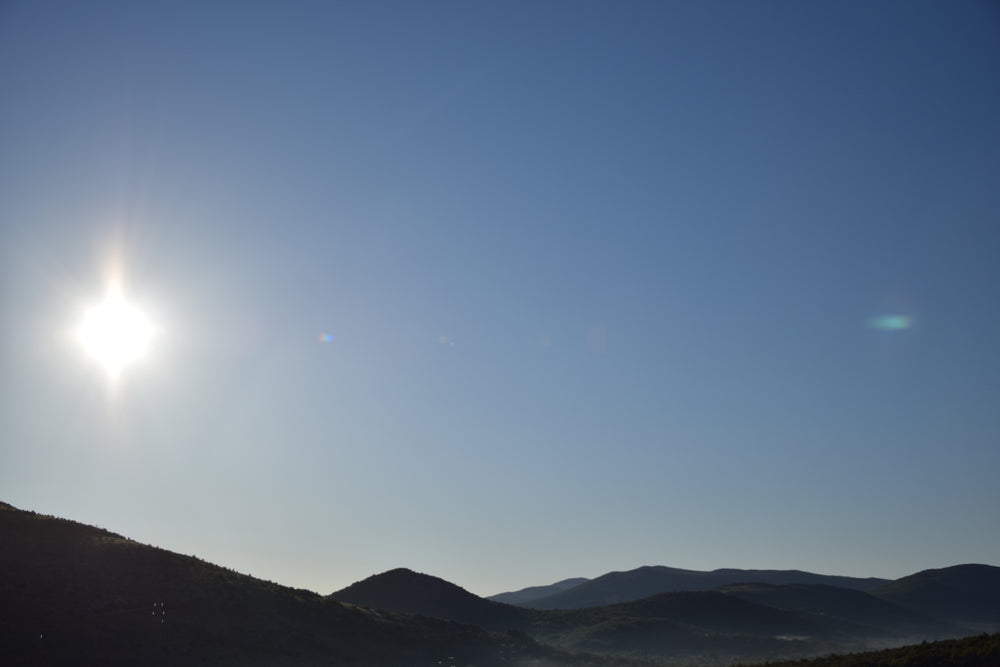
[718,582,955,639]
[0,502,590,666]
[732,632,1000,667]
[330,568,533,632]
[489,578,590,606]
[595,591,826,637]
[529,590,843,662]
[521,565,888,609]
[872,564,1000,628]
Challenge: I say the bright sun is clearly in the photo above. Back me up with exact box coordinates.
[76,283,155,379]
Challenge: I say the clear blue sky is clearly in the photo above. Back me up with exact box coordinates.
[2,1,998,597]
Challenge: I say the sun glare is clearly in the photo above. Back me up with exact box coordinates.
[76,284,155,380]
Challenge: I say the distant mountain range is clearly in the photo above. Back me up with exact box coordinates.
[330,562,999,663]
[3,499,998,666]
[489,577,590,606]
[331,564,999,663]
[487,565,889,609]
[716,582,953,639]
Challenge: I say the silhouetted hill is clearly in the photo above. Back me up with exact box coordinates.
[872,564,1000,628]
[523,565,889,609]
[538,612,825,662]
[718,582,954,639]
[330,568,533,632]
[0,502,594,666]
[489,578,590,606]
[530,590,849,662]
[607,590,823,637]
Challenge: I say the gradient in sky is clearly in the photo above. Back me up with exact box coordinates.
[1,1,999,597]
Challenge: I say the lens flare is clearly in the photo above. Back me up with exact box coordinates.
[868,315,913,331]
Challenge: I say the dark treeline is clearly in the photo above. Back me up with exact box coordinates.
[736,633,1000,667]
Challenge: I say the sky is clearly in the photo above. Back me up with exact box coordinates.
[1,1,999,598]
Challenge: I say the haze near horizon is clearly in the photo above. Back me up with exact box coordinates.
[1,1,998,597]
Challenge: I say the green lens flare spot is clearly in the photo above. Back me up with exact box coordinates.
[869,315,913,331]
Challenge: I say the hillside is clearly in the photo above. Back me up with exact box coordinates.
[489,578,591,606]
[530,590,841,660]
[872,564,1000,628]
[330,568,533,632]
[598,591,826,637]
[522,565,889,610]
[718,582,954,639]
[734,632,1000,667]
[0,502,594,666]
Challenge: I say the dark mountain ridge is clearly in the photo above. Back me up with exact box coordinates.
[575,590,825,637]
[489,577,590,606]
[0,501,586,666]
[521,565,890,609]
[717,582,955,639]
[529,590,852,661]
[330,567,533,632]
[873,564,1000,628]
